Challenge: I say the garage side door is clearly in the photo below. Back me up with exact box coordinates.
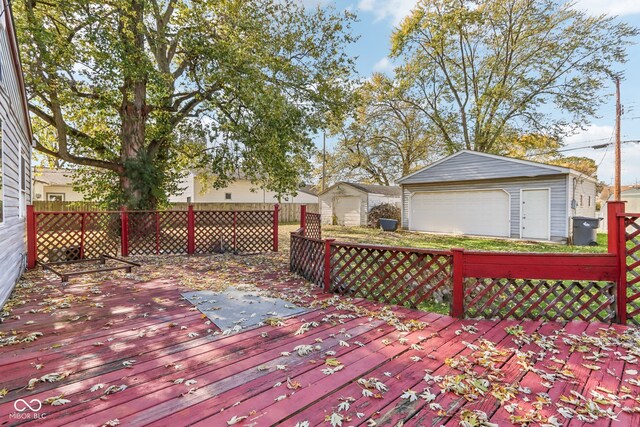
[334,196,361,226]
[410,190,510,237]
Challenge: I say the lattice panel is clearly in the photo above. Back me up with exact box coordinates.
[465,278,616,322]
[194,211,235,254]
[290,233,324,286]
[626,215,640,325]
[329,245,453,309]
[83,212,121,258]
[159,211,188,254]
[127,212,159,255]
[236,210,273,253]
[305,213,322,240]
[35,213,83,263]
[127,211,188,255]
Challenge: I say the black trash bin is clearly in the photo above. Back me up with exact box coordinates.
[572,216,602,246]
[379,218,398,232]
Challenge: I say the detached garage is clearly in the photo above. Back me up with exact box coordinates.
[397,151,597,242]
[319,182,401,226]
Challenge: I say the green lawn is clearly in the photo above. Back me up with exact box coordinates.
[320,225,609,254]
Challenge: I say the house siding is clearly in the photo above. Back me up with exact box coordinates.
[399,151,565,184]
[319,184,367,225]
[0,1,32,307]
[402,175,569,241]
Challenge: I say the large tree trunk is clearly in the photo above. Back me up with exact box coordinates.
[118,0,155,209]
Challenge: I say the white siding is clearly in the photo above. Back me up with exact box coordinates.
[190,178,316,204]
[569,174,597,218]
[402,175,569,242]
[318,184,367,226]
[0,1,32,307]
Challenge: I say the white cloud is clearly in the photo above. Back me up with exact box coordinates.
[563,124,640,185]
[357,0,420,25]
[372,56,394,73]
[573,0,640,16]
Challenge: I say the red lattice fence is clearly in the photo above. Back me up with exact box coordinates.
[328,242,453,310]
[622,213,640,325]
[300,205,321,240]
[27,205,279,267]
[290,229,324,287]
[288,202,640,324]
[460,252,617,322]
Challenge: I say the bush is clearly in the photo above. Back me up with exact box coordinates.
[368,203,401,228]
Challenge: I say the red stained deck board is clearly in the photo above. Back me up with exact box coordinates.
[381,319,523,427]
[297,315,463,426]
[39,310,376,425]
[439,319,545,426]
[117,313,441,426]
[0,306,337,421]
[1,265,637,427]
[189,312,442,427]
[275,314,459,426]
[487,320,564,424]
[130,317,399,427]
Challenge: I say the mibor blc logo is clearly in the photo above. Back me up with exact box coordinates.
[10,399,47,420]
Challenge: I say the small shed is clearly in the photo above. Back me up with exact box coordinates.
[396,151,597,242]
[319,182,401,226]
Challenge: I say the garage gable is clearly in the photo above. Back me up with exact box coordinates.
[398,151,569,185]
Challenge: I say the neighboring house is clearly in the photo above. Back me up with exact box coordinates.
[396,150,597,242]
[33,168,84,202]
[0,0,34,307]
[171,172,318,204]
[600,187,640,232]
[319,182,401,226]
[31,168,318,205]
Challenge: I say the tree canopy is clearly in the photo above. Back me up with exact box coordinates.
[17,0,357,208]
[391,0,638,155]
[321,73,441,186]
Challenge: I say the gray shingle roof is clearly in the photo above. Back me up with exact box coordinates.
[323,182,401,197]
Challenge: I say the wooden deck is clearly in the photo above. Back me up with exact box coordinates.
[0,254,639,426]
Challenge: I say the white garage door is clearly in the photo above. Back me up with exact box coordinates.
[335,196,361,226]
[410,190,510,237]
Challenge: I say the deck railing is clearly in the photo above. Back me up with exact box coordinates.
[289,201,640,324]
[27,204,279,267]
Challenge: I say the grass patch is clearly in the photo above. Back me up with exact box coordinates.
[322,226,608,254]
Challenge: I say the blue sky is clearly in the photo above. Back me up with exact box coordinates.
[315,0,640,185]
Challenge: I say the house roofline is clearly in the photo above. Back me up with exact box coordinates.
[397,150,581,183]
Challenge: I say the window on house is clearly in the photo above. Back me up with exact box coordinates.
[47,193,65,202]
[225,193,232,200]
[580,195,583,207]
[19,155,27,218]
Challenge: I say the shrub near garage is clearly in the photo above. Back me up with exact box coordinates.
[368,203,401,228]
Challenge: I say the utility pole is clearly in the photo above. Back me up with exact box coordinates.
[322,131,326,192]
[614,77,621,201]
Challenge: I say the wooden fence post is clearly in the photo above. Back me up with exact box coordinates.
[300,204,307,236]
[187,205,195,255]
[273,204,279,252]
[451,248,465,318]
[323,239,335,293]
[120,207,129,257]
[608,201,627,324]
[26,205,37,269]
